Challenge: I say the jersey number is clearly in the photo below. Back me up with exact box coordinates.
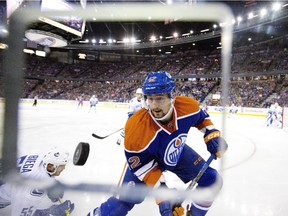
[20,206,33,216]
[128,156,141,169]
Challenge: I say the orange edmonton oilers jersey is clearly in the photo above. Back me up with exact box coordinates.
[124,96,214,186]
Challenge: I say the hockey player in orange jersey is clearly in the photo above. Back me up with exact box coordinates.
[88,71,228,216]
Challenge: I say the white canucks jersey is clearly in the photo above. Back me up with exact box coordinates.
[0,153,55,216]
[127,97,145,118]
[90,96,99,106]
[267,103,282,127]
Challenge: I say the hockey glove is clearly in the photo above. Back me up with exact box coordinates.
[204,129,228,158]
[33,200,74,216]
[172,203,185,216]
[159,201,184,216]
[47,184,64,202]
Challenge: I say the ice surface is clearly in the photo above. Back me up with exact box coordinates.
[1,102,288,216]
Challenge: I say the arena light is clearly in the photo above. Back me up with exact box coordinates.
[130,37,136,43]
[166,0,172,5]
[247,12,254,19]
[35,50,46,57]
[237,16,242,23]
[0,28,8,37]
[272,2,281,11]
[219,22,225,27]
[150,35,156,41]
[0,43,8,49]
[182,33,190,36]
[99,39,106,44]
[78,53,86,59]
[200,28,210,33]
[260,8,267,17]
[79,39,89,43]
[123,38,129,43]
[23,48,34,54]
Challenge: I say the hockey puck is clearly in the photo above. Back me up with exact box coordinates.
[73,142,90,166]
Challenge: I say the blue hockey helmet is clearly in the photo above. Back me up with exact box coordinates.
[142,71,176,97]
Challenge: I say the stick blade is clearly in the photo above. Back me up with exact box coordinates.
[92,133,107,139]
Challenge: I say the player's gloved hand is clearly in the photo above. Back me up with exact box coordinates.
[33,200,74,216]
[204,129,228,158]
[47,184,64,202]
[159,201,184,216]
[171,203,185,216]
[87,207,101,216]
[49,200,74,216]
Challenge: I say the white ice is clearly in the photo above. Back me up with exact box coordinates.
[1,102,288,216]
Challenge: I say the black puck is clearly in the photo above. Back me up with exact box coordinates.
[73,142,90,166]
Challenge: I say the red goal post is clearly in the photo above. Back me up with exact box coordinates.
[282,107,288,129]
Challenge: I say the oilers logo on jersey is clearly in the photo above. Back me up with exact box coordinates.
[164,134,187,166]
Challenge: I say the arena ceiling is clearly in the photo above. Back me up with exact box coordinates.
[5,1,288,54]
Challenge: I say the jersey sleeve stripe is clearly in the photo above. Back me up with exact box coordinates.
[134,159,158,181]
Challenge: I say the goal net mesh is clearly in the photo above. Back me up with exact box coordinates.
[1,3,234,216]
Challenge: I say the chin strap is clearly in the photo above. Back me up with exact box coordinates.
[152,99,174,122]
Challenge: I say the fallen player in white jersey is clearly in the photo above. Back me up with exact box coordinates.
[0,147,74,216]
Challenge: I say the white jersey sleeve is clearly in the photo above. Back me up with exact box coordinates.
[127,97,143,116]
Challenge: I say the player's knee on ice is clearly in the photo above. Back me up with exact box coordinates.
[97,197,134,216]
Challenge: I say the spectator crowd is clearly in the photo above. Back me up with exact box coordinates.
[0,38,287,108]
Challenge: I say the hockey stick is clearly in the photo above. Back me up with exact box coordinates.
[92,128,124,139]
[167,154,215,215]
[58,198,71,216]
[186,154,215,190]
